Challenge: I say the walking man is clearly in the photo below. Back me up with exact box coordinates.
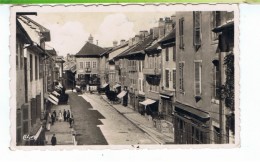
[67,110,71,122]
[63,109,67,121]
[51,134,57,146]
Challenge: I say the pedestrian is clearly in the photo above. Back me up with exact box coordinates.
[67,110,70,122]
[63,109,67,121]
[51,134,57,146]
[58,110,62,122]
[53,110,57,121]
[69,115,74,128]
[51,114,55,125]
[46,112,51,131]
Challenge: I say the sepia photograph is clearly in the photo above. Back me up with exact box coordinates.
[11,4,239,148]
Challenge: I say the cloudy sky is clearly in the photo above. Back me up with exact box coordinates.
[28,12,173,56]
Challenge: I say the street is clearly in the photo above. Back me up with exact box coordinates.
[68,91,156,145]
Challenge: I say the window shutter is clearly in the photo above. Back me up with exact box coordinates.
[193,12,201,47]
[173,69,176,89]
[194,62,201,95]
[179,62,184,92]
[165,70,169,88]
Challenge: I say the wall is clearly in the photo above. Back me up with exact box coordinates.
[75,57,100,78]
[175,11,219,122]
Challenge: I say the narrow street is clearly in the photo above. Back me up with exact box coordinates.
[68,91,156,145]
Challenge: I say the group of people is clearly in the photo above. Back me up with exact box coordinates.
[46,109,75,132]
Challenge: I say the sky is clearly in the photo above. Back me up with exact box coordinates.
[28,12,174,56]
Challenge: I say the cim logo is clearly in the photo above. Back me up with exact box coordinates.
[23,134,35,141]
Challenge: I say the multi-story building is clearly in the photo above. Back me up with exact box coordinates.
[157,29,176,134]
[75,35,106,91]
[212,11,235,143]
[16,14,51,145]
[173,11,234,144]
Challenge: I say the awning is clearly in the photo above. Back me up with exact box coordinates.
[102,83,109,88]
[52,91,60,96]
[113,83,121,89]
[139,99,156,106]
[212,20,234,33]
[47,97,58,105]
[160,95,170,99]
[173,102,210,119]
[33,126,43,140]
[117,91,127,98]
[55,86,61,90]
[49,94,59,103]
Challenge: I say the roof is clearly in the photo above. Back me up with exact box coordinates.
[127,35,154,56]
[76,42,106,57]
[212,20,234,33]
[158,29,176,44]
[19,15,50,42]
[16,19,32,44]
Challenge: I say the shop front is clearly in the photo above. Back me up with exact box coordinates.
[173,102,210,144]
[139,98,159,120]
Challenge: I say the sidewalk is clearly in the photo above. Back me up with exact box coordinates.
[100,94,175,144]
[45,105,77,145]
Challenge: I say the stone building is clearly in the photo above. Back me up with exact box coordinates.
[75,34,106,91]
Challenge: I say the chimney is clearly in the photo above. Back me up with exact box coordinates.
[158,18,165,38]
[165,17,174,35]
[96,40,99,46]
[152,27,159,39]
[133,35,140,45]
[120,39,126,45]
[113,40,118,47]
[128,38,133,47]
[88,34,93,44]
[139,30,149,40]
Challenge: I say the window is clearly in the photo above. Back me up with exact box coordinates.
[166,48,169,61]
[212,11,221,40]
[35,56,38,80]
[213,61,220,99]
[173,69,176,89]
[179,62,184,92]
[79,62,83,69]
[194,61,202,96]
[173,46,176,62]
[92,61,97,69]
[193,11,201,48]
[179,18,184,49]
[85,61,91,68]
[30,54,33,81]
[165,70,169,88]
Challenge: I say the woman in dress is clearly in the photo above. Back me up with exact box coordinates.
[58,110,63,122]
[46,112,51,131]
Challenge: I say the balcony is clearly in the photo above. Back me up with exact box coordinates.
[143,68,161,75]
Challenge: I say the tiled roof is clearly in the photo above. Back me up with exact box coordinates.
[127,35,154,56]
[76,42,106,57]
[158,29,176,44]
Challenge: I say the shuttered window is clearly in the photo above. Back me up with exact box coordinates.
[179,62,184,92]
[193,11,201,48]
[213,62,220,99]
[30,54,33,81]
[212,11,221,40]
[165,70,169,88]
[35,56,38,80]
[173,69,176,89]
[166,48,169,61]
[194,61,202,96]
[179,18,184,49]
